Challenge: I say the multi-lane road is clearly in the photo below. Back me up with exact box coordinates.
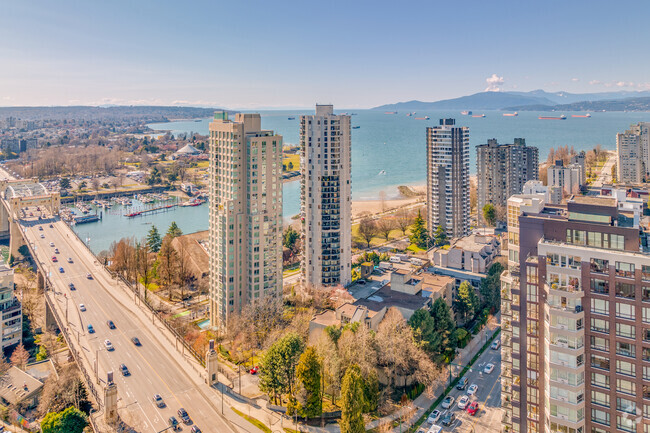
[22,212,239,432]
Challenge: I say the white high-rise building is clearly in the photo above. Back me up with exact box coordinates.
[208,112,283,330]
[547,160,583,203]
[300,105,352,288]
[426,118,470,239]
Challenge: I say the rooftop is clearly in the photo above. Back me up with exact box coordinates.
[567,195,617,207]
[4,180,48,199]
[354,284,429,313]
[0,366,43,405]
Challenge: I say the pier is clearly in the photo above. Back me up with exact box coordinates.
[125,203,178,218]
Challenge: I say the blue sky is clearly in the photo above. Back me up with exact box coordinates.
[1,0,649,108]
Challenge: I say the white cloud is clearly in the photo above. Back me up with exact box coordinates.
[589,80,602,85]
[485,74,504,92]
[571,78,579,82]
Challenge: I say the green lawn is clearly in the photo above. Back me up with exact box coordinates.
[231,407,271,433]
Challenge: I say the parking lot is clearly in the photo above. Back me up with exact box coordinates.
[420,336,502,433]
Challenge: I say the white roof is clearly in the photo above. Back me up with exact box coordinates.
[176,144,201,155]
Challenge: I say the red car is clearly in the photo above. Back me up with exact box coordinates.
[250,366,259,375]
[51,256,58,262]
[467,401,479,415]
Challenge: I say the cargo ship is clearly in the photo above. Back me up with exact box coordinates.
[352,126,360,129]
[472,114,486,118]
[414,116,430,120]
[460,111,472,116]
[503,112,518,117]
[571,113,592,118]
[539,115,567,120]
[384,111,398,115]
[287,117,295,120]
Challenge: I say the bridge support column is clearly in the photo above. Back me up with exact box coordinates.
[206,340,218,386]
[104,372,118,424]
[9,217,26,260]
[0,201,9,238]
[44,298,59,332]
[37,270,45,291]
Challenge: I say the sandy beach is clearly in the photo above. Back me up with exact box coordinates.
[351,185,426,219]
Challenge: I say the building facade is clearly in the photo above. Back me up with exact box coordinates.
[547,160,584,203]
[0,264,21,349]
[426,119,470,239]
[617,123,649,184]
[300,105,352,288]
[476,138,538,221]
[208,112,283,330]
[501,194,650,433]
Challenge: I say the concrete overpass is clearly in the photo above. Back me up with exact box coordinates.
[0,178,247,433]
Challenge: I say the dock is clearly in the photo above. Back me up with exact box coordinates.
[124,204,178,218]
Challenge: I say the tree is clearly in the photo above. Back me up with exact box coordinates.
[339,365,366,433]
[408,309,442,356]
[294,346,322,418]
[167,221,183,238]
[147,167,162,185]
[376,217,396,241]
[10,343,29,370]
[90,178,100,193]
[432,225,447,247]
[41,406,87,433]
[38,364,92,416]
[59,178,71,190]
[283,226,299,252]
[146,225,162,253]
[431,298,455,352]
[158,235,178,300]
[482,203,496,227]
[395,209,414,236]
[358,218,377,248]
[18,244,30,258]
[455,281,479,323]
[259,333,305,404]
[36,345,48,361]
[288,161,294,170]
[409,210,428,249]
[480,262,504,312]
[135,242,153,302]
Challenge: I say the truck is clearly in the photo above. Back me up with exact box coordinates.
[410,258,425,266]
[379,262,393,271]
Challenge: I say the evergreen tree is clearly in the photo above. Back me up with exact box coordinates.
[283,226,299,251]
[409,210,428,249]
[480,262,504,312]
[146,225,162,253]
[294,346,322,418]
[167,221,183,238]
[432,225,447,247]
[259,333,305,404]
[431,297,455,353]
[482,203,496,226]
[362,370,379,413]
[455,280,479,323]
[408,309,442,356]
[59,178,71,190]
[41,407,87,433]
[339,365,366,433]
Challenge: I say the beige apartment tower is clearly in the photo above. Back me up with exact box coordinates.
[300,105,352,288]
[208,112,283,330]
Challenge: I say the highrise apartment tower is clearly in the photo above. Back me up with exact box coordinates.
[208,112,283,330]
[300,105,352,288]
[617,123,650,184]
[476,138,538,222]
[427,119,470,238]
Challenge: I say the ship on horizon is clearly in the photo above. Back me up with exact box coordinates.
[472,114,486,118]
[539,114,567,120]
[384,111,398,115]
[415,116,430,120]
[571,113,592,118]
[503,112,518,117]
[461,110,472,116]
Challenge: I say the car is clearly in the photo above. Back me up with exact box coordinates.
[87,324,94,333]
[49,242,54,247]
[49,224,53,228]
[104,340,114,351]
[40,234,44,239]
[38,226,43,231]
[441,395,455,409]
[168,416,179,430]
[456,377,468,390]
[86,273,92,279]
[131,337,141,346]
[457,395,470,409]
[120,364,130,376]
[59,267,64,273]
[427,409,441,424]
[441,412,456,427]
[467,401,479,415]
[153,394,165,408]
[68,283,75,290]
[250,366,259,374]
[191,427,202,433]
[484,363,495,374]
[491,340,501,350]
[79,303,86,312]
[54,248,59,254]
[67,257,73,263]
[107,320,116,329]
[178,408,191,424]
[467,384,478,396]
[357,280,366,285]
[52,256,57,262]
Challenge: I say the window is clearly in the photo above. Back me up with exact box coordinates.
[591,298,609,315]
[591,278,609,294]
[645,385,650,400]
[591,318,609,334]
[591,354,610,370]
[591,372,610,389]
[645,327,650,342]
[617,415,635,433]
[590,258,609,273]
[616,359,636,376]
[616,281,635,299]
[617,378,636,395]
[611,234,625,250]
[617,323,635,339]
[645,307,650,322]
[592,390,610,407]
[591,336,609,352]
[616,302,635,319]
[588,231,602,247]
[616,262,635,278]
[617,397,636,414]
[645,366,650,381]
[643,265,650,281]
[591,408,610,426]
[644,287,650,302]
[644,347,650,362]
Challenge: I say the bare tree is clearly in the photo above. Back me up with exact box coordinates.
[158,235,178,301]
[358,218,378,248]
[395,209,414,236]
[135,242,153,303]
[90,177,100,193]
[10,343,29,370]
[376,217,396,241]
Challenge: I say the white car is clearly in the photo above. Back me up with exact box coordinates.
[49,242,54,247]
[67,257,73,263]
[491,340,501,350]
[40,234,45,239]
[441,395,455,409]
[427,409,441,424]
[104,340,114,351]
[79,304,86,312]
[484,363,495,374]
[457,395,470,409]
[467,384,478,396]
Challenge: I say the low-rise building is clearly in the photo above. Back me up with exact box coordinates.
[0,366,44,409]
[0,264,21,349]
[429,233,501,285]
[547,159,583,203]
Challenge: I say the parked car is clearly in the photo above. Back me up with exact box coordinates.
[441,412,456,426]
[120,364,130,376]
[427,409,441,424]
[457,395,470,409]
[54,248,59,254]
[40,234,45,238]
[250,366,259,374]
[79,304,86,312]
[153,394,165,408]
[87,324,94,333]
[441,395,455,409]
[104,340,114,351]
[67,257,73,263]
[467,401,479,415]
[467,384,478,396]
[68,283,75,290]
[168,416,179,430]
[107,320,116,329]
[131,337,141,346]
[38,226,43,231]
[58,267,64,273]
[49,242,54,247]
[191,427,202,433]
[178,408,191,424]
[49,224,53,228]
[491,340,501,350]
[456,377,468,390]
[484,363,495,374]
[86,273,93,279]
[52,256,57,262]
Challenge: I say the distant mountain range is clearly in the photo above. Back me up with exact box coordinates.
[373,90,650,111]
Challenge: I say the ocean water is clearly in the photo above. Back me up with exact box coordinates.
[75,110,650,254]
